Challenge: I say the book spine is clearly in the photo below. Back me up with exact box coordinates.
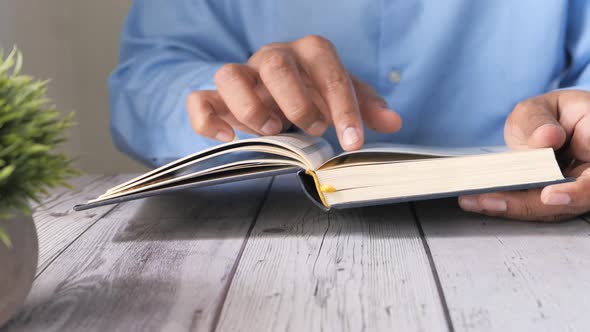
[296,170,331,211]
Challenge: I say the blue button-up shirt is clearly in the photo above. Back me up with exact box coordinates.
[109,1,590,166]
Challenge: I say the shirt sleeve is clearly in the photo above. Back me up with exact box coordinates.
[109,0,254,167]
[559,0,590,91]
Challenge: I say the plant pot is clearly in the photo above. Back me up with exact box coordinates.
[0,210,38,327]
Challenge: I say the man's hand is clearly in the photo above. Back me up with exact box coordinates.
[186,35,402,151]
[459,90,590,221]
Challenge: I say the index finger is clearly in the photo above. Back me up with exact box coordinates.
[293,35,363,151]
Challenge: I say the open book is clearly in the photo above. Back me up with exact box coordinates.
[74,133,570,211]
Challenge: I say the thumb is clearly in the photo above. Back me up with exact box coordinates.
[504,97,566,150]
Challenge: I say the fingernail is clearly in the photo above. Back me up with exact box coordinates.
[215,130,233,142]
[308,120,327,135]
[459,197,481,212]
[342,126,360,147]
[261,117,282,135]
[480,197,507,212]
[542,192,571,205]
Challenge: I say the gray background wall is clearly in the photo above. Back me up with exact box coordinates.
[0,0,145,173]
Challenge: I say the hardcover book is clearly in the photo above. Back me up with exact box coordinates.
[74,133,569,211]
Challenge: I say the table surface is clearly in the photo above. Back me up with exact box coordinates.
[1,174,590,332]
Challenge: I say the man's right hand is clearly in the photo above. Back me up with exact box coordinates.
[186,35,402,151]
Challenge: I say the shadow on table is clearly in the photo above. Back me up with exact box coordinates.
[415,198,590,238]
[111,177,430,242]
[111,178,590,243]
[111,178,272,242]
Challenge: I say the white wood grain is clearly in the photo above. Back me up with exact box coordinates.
[416,199,590,332]
[3,178,271,332]
[216,175,449,332]
[32,174,135,276]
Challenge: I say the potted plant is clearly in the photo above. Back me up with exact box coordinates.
[0,48,76,327]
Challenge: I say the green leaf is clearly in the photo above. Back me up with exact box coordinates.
[24,144,51,154]
[0,164,15,182]
[14,49,23,74]
[0,48,16,74]
[0,227,12,248]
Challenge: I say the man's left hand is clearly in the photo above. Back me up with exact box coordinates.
[459,90,590,221]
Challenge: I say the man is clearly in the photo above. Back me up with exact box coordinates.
[109,1,590,221]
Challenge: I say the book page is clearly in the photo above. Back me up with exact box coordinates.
[350,142,509,156]
[94,157,301,202]
[105,133,334,197]
[321,143,510,169]
[258,133,335,170]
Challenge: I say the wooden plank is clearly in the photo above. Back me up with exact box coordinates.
[30,174,117,211]
[32,174,135,276]
[416,199,590,332]
[216,175,449,332]
[2,178,271,332]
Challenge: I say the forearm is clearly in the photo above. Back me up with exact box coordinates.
[109,59,233,167]
[108,0,252,167]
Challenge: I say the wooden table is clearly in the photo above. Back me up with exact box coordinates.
[2,174,590,332]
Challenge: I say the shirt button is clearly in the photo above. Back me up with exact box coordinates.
[388,71,402,84]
